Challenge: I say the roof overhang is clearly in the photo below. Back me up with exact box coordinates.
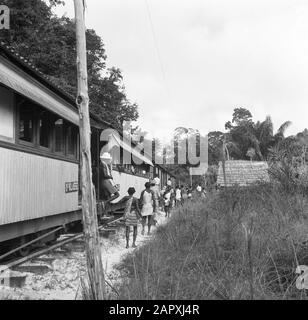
[0,55,79,125]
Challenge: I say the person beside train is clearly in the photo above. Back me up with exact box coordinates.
[150,179,161,225]
[196,185,203,198]
[139,182,156,235]
[180,185,187,204]
[99,152,120,206]
[187,187,192,200]
[167,178,172,187]
[170,185,176,209]
[153,175,162,210]
[163,185,172,218]
[118,187,142,249]
[153,175,160,188]
[175,185,182,206]
[160,185,166,210]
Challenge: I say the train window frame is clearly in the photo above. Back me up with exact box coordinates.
[0,85,16,143]
[14,94,80,163]
[54,117,66,155]
[17,99,38,147]
[66,122,79,160]
[37,110,53,151]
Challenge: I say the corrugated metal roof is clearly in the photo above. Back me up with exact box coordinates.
[217,160,270,187]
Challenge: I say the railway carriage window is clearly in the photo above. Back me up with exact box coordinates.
[55,118,65,153]
[16,96,80,162]
[19,104,35,143]
[67,124,78,157]
[39,111,51,148]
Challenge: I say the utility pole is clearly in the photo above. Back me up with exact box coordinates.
[74,0,105,300]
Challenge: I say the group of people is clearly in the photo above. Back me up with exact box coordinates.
[119,176,167,249]
[120,177,206,249]
[99,152,207,249]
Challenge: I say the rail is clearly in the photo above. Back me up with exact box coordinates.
[0,216,123,275]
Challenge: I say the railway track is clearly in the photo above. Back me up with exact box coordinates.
[0,215,124,276]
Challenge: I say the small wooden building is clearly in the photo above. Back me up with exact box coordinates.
[217,160,270,187]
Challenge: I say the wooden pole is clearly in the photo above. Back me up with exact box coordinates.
[74,0,105,300]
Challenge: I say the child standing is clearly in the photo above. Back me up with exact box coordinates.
[163,186,172,218]
[120,187,142,248]
[140,182,156,235]
[175,186,182,206]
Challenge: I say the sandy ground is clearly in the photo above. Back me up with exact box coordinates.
[0,212,167,300]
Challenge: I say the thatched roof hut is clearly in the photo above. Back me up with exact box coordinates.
[217,160,270,187]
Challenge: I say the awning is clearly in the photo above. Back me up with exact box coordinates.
[108,133,153,167]
[0,57,79,125]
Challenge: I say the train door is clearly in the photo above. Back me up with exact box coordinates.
[90,128,100,198]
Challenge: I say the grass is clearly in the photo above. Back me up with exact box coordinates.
[114,184,308,300]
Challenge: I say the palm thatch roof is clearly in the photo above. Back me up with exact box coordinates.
[217,160,270,187]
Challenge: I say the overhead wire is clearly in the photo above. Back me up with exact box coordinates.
[143,0,176,142]
[144,0,168,87]
[143,0,172,99]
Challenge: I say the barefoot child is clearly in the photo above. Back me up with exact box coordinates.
[140,182,156,235]
[121,187,142,248]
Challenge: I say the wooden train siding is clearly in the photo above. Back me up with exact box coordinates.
[0,147,79,225]
[111,170,149,201]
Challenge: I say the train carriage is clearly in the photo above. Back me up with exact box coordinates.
[0,42,175,253]
[0,43,83,246]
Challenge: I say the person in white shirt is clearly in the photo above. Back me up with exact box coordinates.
[153,175,160,188]
[175,186,182,206]
[167,178,172,187]
[139,182,156,235]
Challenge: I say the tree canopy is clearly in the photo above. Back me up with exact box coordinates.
[160,107,305,188]
[223,108,292,161]
[0,0,138,130]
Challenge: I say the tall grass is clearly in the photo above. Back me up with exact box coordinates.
[115,184,308,300]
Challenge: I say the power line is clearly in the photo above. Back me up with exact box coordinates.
[143,0,169,92]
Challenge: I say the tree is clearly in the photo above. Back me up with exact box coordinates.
[274,121,292,145]
[90,67,139,130]
[232,107,253,125]
[208,131,224,165]
[246,148,256,161]
[1,0,138,129]
[225,108,292,161]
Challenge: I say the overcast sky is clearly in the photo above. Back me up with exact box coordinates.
[54,0,308,140]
